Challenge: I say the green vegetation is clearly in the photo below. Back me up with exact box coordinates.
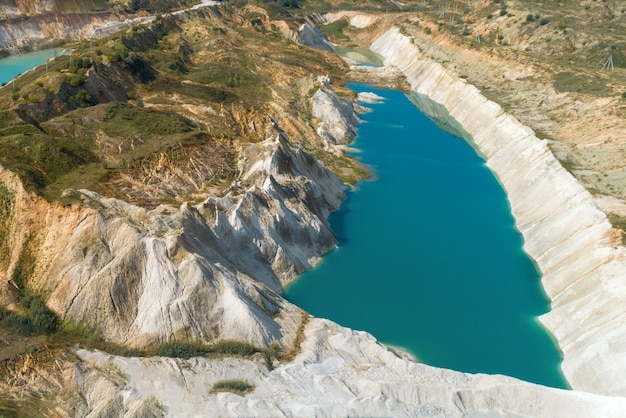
[320,20,349,42]
[154,340,209,358]
[210,379,255,396]
[0,396,51,418]
[608,213,626,245]
[309,148,368,185]
[98,102,196,137]
[553,72,611,96]
[187,65,262,89]
[0,123,99,193]
[0,185,13,262]
[0,3,352,206]
[154,339,260,358]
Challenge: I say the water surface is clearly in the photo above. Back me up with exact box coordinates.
[0,48,64,85]
[286,84,568,388]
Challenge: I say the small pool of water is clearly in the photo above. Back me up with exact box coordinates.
[0,48,65,85]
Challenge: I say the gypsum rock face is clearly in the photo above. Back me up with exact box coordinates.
[0,1,218,50]
[295,17,335,52]
[0,12,125,50]
[282,14,335,53]
[1,128,345,350]
[371,27,626,397]
[0,0,56,20]
[68,318,626,417]
[312,83,359,145]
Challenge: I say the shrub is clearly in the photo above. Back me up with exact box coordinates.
[20,292,58,334]
[423,27,432,35]
[210,379,254,396]
[0,306,35,335]
[208,340,259,356]
[155,341,208,358]
[526,13,536,22]
[69,73,85,87]
[154,339,260,359]
[539,18,549,26]
[75,89,89,101]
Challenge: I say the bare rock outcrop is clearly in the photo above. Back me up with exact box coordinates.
[1,125,345,349]
[0,12,132,50]
[312,77,359,145]
[281,14,335,53]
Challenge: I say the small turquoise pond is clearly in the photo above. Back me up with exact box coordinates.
[0,48,65,85]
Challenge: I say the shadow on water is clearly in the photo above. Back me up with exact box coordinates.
[328,190,353,245]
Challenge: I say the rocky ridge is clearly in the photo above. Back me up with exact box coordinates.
[1,116,347,349]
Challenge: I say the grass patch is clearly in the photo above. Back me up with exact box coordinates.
[210,379,255,396]
[282,312,309,362]
[187,65,261,89]
[320,19,349,42]
[309,148,368,185]
[0,128,99,194]
[608,213,626,245]
[0,395,51,418]
[154,340,209,358]
[98,102,196,137]
[553,71,611,96]
[49,321,142,356]
[153,339,261,359]
[150,75,238,103]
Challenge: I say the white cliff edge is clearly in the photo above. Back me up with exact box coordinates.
[371,27,626,397]
[312,76,359,146]
[69,318,626,417]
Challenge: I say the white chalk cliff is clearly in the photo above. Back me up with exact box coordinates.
[371,27,626,397]
[312,78,359,145]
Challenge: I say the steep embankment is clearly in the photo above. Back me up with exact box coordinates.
[0,123,345,349]
[371,27,626,397]
[0,12,146,51]
[0,4,363,352]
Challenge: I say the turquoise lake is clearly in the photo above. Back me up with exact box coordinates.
[285,84,568,389]
[0,48,64,85]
